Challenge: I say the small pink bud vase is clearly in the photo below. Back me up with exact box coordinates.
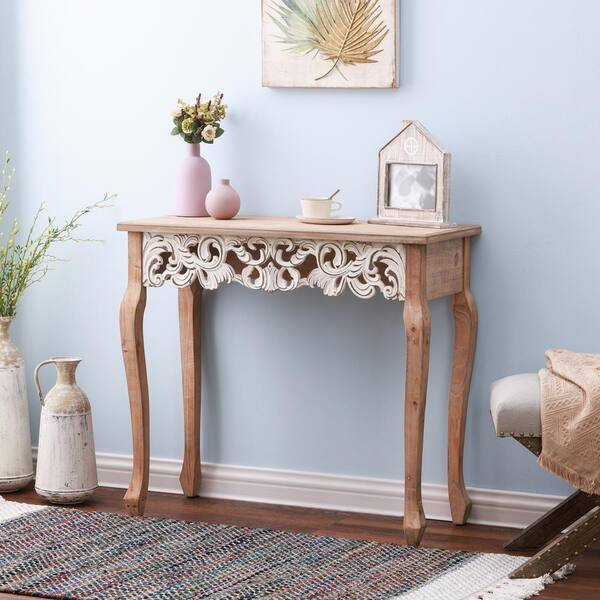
[206,178,241,220]
[175,143,211,217]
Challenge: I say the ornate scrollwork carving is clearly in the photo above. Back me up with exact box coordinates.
[143,233,406,301]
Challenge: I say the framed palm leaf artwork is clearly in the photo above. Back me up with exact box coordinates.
[262,0,397,88]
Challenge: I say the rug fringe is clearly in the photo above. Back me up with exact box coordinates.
[0,498,46,523]
[469,564,575,600]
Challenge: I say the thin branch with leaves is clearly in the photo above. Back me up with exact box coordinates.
[0,152,114,317]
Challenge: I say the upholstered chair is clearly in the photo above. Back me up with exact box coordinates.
[491,373,600,578]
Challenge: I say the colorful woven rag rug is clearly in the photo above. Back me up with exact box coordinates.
[0,498,570,599]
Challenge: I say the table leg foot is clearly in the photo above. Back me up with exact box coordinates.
[124,488,146,516]
[449,487,472,525]
[404,509,427,547]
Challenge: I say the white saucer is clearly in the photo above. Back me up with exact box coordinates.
[296,215,356,225]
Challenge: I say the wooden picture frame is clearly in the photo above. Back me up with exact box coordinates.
[369,121,451,227]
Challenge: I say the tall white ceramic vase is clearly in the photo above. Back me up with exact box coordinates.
[0,317,34,492]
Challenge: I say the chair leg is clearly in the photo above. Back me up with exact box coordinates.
[513,436,542,457]
[510,507,600,579]
[505,490,599,551]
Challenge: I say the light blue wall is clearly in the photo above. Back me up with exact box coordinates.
[0,0,18,225]
[2,0,599,497]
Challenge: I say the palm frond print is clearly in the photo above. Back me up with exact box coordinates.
[269,0,389,81]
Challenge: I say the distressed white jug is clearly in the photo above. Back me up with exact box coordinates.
[34,357,98,504]
[0,317,34,492]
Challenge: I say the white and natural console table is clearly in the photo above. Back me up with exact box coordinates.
[118,216,481,546]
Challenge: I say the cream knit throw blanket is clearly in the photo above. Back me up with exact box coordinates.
[539,349,600,494]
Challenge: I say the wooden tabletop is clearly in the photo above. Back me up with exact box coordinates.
[117,216,481,245]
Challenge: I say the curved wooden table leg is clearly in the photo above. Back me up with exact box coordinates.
[448,238,478,525]
[120,232,150,516]
[178,280,202,497]
[403,245,431,547]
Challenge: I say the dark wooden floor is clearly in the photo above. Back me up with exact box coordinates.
[1,485,599,599]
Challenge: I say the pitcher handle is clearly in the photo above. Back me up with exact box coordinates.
[34,359,56,406]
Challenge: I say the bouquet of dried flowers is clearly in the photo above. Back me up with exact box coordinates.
[170,92,227,145]
[0,152,112,317]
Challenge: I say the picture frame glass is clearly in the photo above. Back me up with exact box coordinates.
[386,163,437,211]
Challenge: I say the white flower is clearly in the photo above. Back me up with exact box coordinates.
[170,106,183,117]
[202,125,216,142]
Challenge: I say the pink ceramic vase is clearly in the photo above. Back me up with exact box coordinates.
[206,178,241,220]
[175,143,211,217]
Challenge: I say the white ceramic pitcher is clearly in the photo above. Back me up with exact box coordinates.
[34,357,98,504]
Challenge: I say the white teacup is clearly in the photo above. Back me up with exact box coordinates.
[301,197,343,219]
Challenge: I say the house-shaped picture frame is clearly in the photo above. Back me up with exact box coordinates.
[369,121,452,228]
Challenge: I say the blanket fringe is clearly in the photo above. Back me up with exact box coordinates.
[538,452,600,495]
[469,564,575,600]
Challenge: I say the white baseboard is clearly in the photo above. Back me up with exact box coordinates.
[94,452,564,529]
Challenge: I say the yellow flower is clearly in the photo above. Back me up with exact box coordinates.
[181,118,194,134]
[213,103,227,120]
[202,125,217,142]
